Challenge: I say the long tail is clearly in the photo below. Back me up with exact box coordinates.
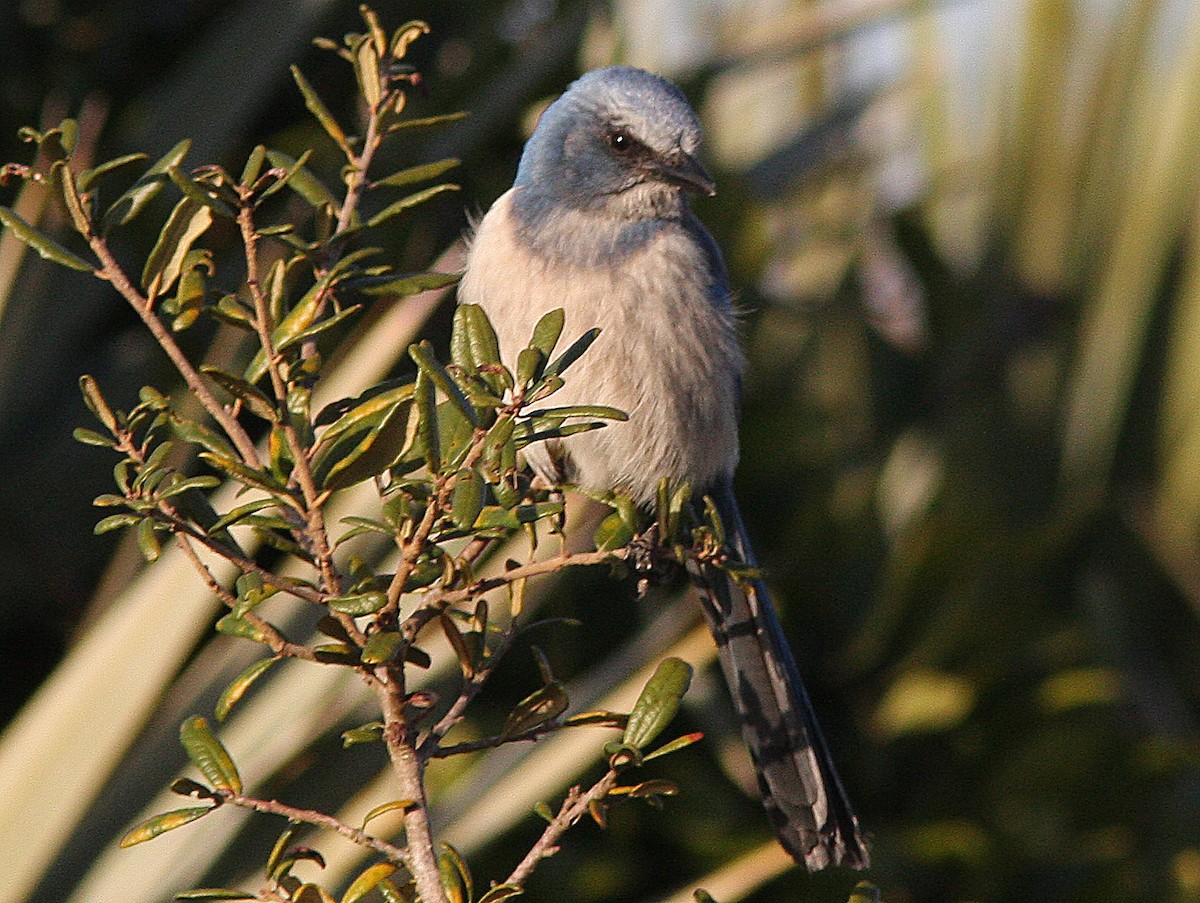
[691,480,869,871]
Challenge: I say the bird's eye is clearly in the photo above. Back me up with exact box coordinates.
[606,128,635,153]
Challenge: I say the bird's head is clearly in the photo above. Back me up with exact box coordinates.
[514,66,715,219]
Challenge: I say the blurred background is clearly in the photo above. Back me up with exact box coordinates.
[3,0,1200,901]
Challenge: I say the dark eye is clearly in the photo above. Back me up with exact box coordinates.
[606,128,635,153]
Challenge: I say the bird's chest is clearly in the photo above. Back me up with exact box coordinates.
[459,193,741,498]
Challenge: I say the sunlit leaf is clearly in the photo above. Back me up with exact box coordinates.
[180,716,242,795]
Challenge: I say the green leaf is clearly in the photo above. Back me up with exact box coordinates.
[642,730,705,761]
[0,206,93,271]
[460,303,502,371]
[313,384,414,490]
[136,517,162,562]
[386,111,469,132]
[622,658,693,751]
[291,65,350,153]
[593,511,634,552]
[360,270,460,297]
[478,886,523,903]
[327,591,387,616]
[142,197,214,299]
[438,842,472,903]
[526,404,628,423]
[501,681,568,738]
[73,427,114,448]
[215,613,272,645]
[410,340,479,428]
[367,183,459,228]
[390,19,431,58]
[199,452,292,499]
[342,863,398,903]
[373,158,460,189]
[361,799,416,829]
[174,891,257,901]
[214,657,278,721]
[119,805,215,847]
[530,308,565,357]
[544,327,601,378]
[450,468,484,530]
[414,368,440,473]
[77,152,148,192]
[104,138,191,230]
[265,149,338,209]
[180,716,242,794]
[79,374,118,431]
[361,630,404,665]
[94,512,140,535]
[201,367,276,420]
[341,721,385,747]
[168,166,236,218]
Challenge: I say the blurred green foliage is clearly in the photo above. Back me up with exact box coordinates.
[2,1,1200,902]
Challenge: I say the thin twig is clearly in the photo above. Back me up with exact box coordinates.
[87,235,263,468]
[373,664,449,903]
[226,793,409,865]
[505,769,622,888]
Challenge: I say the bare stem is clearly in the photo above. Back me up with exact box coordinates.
[505,769,622,888]
[226,793,409,865]
[87,235,262,468]
[374,664,448,903]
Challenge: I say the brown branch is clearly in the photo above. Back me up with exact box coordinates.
[86,235,263,469]
[226,792,409,865]
[505,769,622,888]
[373,664,448,903]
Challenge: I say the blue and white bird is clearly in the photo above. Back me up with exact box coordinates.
[459,65,868,871]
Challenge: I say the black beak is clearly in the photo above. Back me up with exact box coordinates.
[651,151,717,196]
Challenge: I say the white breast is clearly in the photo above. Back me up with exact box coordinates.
[458,189,742,506]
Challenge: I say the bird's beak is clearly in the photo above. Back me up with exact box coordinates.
[651,151,717,197]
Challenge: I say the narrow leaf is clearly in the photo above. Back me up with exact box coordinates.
[367,183,459,227]
[291,65,350,153]
[373,158,461,189]
[119,806,215,847]
[215,657,278,721]
[623,658,693,751]
[361,799,416,829]
[0,206,92,271]
[104,138,191,229]
[342,863,398,903]
[142,197,214,299]
[180,716,243,794]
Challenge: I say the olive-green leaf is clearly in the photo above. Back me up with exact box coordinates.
[478,885,524,903]
[327,591,387,616]
[291,65,350,153]
[174,890,257,900]
[77,152,148,192]
[104,138,191,230]
[501,681,568,738]
[142,197,214,299]
[530,307,565,357]
[119,805,215,847]
[265,149,338,209]
[622,658,693,751]
[544,327,601,378]
[342,862,398,903]
[360,270,460,297]
[215,657,278,722]
[373,158,460,189]
[438,842,472,903]
[180,716,242,795]
[366,183,460,228]
[201,367,276,420]
[0,205,93,271]
[361,799,416,829]
[450,468,484,530]
[361,630,404,665]
[410,340,479,428]
[215,613,272,645]
[593,511,635,552]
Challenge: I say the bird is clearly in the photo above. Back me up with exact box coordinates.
[458,65,869,871]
